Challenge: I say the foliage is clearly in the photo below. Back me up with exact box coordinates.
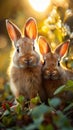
[39,7,67,49]
[54,80,73,95]
[0,81,73,130]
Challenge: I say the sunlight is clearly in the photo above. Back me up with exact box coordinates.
[28,0,51,12]
[35,40,43,62]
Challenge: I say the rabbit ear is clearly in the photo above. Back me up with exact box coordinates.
[6,20,22,42]
[38,36,51,55]
[55,41,70,57]
[24,17,37,40]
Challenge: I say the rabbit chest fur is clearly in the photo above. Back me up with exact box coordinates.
[10,64,42,99]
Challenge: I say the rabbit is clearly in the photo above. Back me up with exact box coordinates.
[6,18,46,108]
[38,36,73,102]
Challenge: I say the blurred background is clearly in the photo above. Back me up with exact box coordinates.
[0,0,73,92]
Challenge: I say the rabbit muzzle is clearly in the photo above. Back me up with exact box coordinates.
[20,55,39,68]
[43,69,60,80]
[21,56,34,66]
[24,57,33,65]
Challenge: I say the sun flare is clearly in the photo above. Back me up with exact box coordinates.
[29,0,51,12]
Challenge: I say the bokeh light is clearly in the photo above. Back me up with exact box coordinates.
[29,0,51,12]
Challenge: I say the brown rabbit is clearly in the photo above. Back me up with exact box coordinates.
[6,18,46,108]
[38,36,73,101]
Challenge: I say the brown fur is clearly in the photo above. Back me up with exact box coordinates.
[6,18,46,108]
[10,65,44,100]
[38,36,73,101]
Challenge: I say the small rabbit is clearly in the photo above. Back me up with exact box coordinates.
[6,18,46,108]
[38,36,73,101]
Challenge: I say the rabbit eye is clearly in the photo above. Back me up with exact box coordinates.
[17,47,19,53]
[33,46,35,50]
[43,61,46,66]
[58,60,60,66]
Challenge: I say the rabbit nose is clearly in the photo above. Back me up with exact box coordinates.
[52,70,58,76]
[45,70,51,78]
[51,70,59,80]
[46,70,50,75]
[24,57,33,64]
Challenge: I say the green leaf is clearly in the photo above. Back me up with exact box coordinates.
[30,104,49,119]
[16,95,25,104]
[54,80,73,95]
[48,98,61,108]
[2,115,15,127]
[30,96,41,104]
[2,117,8,126]
[66,80,73,87]
[6,95,14,101]
[16,104,22,115]
[46,124,54,130]
[54,85,65,95]
[25,123,37,130]
[34,116,44,126]
[64,80,73,91]
[54,111,73,129]
[39,124,54,130]
[63,103,73,112]
[6,103,11,111]
[25,116,44,130]
[2,110,10,116]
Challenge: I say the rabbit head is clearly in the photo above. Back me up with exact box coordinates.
[6,18,40,68]
[38,36,70,80]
